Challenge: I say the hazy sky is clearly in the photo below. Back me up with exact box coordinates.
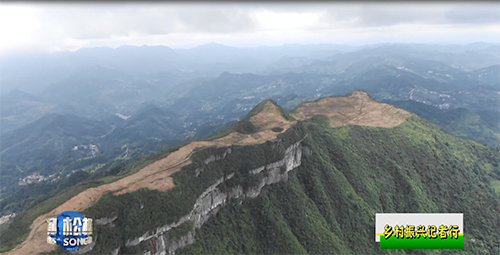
[0,2,499,55]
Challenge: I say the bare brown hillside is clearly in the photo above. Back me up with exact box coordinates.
[292,90,412,128]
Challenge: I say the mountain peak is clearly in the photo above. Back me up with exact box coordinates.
[247,99,279,116]
[3,89,40,102]
[230,90,410,137]
[292,91,411,128]
[228,99,295,135]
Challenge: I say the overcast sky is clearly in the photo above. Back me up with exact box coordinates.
[0,2,499,56]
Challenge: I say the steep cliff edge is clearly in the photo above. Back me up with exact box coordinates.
[175,117,500,254]
[79,93,498,254]
[82,124,309,254]
[88,113,500,255]
[124,137,308,255]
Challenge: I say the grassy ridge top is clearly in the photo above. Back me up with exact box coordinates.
[206,90,410,141]
[247,99,296,122]
[292,90,412,128]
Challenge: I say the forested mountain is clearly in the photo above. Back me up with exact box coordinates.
[1,0,498,253]
[0,113,111,169]
[1,43,499,255]
[5,92,496,255]
[385,100,500,146]
[176,116,500,255]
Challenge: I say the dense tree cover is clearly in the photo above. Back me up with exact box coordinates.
[0,103,187,199]
[385,100,500,146]
[38,115,500,255]
[0,142,183,252]
[179,116,500,254]
[0,114,111,180]
[77,129,304,254]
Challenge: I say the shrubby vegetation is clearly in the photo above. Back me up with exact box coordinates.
[5,105,500,254]
[0,141,183,252]
[13,116,295,254]
[271,127,284,132]
[385,99,500,146]
[39,115,500,255]
[78,128,304,254]
[179,116,500,254]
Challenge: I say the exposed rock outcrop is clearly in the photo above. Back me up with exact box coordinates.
[94,215,118,226]
[124,137,308,255]
[195,148,233,176]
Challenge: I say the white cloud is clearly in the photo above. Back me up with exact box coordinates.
[253,10,323,31]
[0,4,40,54]
[0,2,498,55]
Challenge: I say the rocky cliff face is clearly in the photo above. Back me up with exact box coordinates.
[123,137,309,255]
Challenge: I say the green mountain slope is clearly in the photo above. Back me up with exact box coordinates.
[473,64,500,87]
[39,94,497,255]
[384,99,500,146]
[0,114,112,194]
[0,90,58,134]
[178,117,500,254]
[100,104,184,151]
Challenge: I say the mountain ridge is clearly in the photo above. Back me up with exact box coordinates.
[1,91,416,254]
[86,97,499,254]
[2,91,500,255]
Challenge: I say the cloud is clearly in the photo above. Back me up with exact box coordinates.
[0,2,498,55]
[444,5,500,25]
[31,4,259,41]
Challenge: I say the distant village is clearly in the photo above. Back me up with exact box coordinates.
[17,144,100,186]
[72,143,99,157]
[17,169,85,186]
[18,172,55,186]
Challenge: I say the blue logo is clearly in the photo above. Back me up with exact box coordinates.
[47,211,93,251]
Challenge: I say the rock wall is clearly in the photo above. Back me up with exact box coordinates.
[195,148,232,176]
[71,213,118,254]
[120,137,308,255]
